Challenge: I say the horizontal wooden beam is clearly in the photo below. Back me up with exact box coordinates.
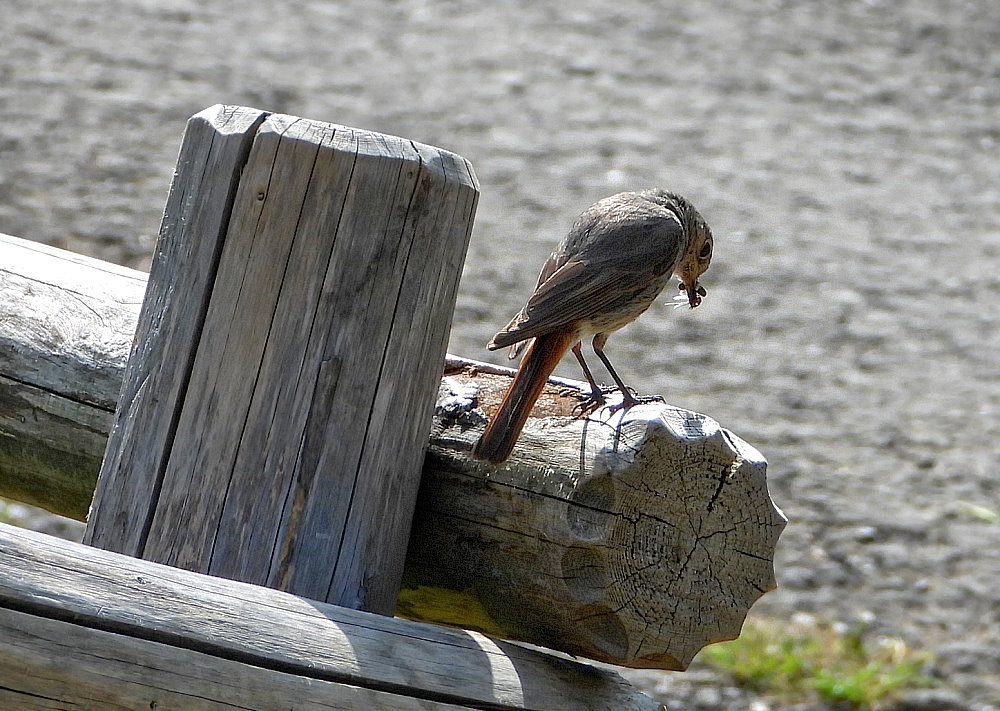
[0,522,658,710]
[405,364,784,670]
[0,232,145,519]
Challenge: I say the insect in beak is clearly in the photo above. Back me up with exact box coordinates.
[678,281,707,309]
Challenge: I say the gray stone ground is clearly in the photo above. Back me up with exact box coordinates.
[2,0,999,708]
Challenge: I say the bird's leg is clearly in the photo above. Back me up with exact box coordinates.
[571,342,608,415]
[592,333,664,411]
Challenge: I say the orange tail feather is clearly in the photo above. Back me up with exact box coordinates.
[472,331,575,463]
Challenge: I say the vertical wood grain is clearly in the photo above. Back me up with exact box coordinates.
[86,107,479,615]
[85,105,268,552]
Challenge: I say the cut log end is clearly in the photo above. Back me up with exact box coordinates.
[402,356,787,670]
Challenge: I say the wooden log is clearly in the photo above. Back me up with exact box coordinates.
[84,106,480,615]
[399,358,786,670]
[0,233,145,519]
[0,522,660,711]
[0,234,785,669]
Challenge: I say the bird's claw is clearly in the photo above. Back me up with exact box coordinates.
[573,383,624,415]
[572,392,606,416]
[573,387,664,416]
[606,392,665,413]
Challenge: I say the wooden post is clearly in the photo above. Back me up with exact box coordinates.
[84,105,480,615]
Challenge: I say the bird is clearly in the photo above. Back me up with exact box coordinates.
[471,189,714,464]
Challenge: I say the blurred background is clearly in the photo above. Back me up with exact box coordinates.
[2,0,999,707]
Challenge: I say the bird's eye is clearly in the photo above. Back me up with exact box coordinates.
[699,242,712,259]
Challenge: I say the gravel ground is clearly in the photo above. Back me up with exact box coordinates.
[3,1,1000,708]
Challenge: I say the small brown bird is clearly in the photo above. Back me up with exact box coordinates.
[471,189,714,463]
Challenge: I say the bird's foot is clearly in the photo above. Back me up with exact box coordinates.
[604,390,664,413]
[572,385,618,416]
[572,392,605,416]
[574,386,664,416]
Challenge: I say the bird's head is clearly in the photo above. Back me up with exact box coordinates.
[676,220,713,308]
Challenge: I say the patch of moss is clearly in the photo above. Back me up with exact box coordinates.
[696,617,934,709]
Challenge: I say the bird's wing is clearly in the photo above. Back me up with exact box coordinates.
[534,246,566,290]
[500,246,568,356]
[487,260,631,347]
[489,199,685,350]
[489,258,673,349]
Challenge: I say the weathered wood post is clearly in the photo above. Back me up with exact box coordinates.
[85,105,479,614]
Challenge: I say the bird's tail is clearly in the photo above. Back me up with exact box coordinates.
[472,331,574,463]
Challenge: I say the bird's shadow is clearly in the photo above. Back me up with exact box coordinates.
[576,400,643,477]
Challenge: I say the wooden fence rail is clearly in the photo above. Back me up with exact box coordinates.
[0,521,659,710]
[0,232,140,519]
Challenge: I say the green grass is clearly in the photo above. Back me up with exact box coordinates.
[696,618,934,709]
[956,500,1000,524]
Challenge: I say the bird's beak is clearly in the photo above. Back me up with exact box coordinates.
[684,279,707,309]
